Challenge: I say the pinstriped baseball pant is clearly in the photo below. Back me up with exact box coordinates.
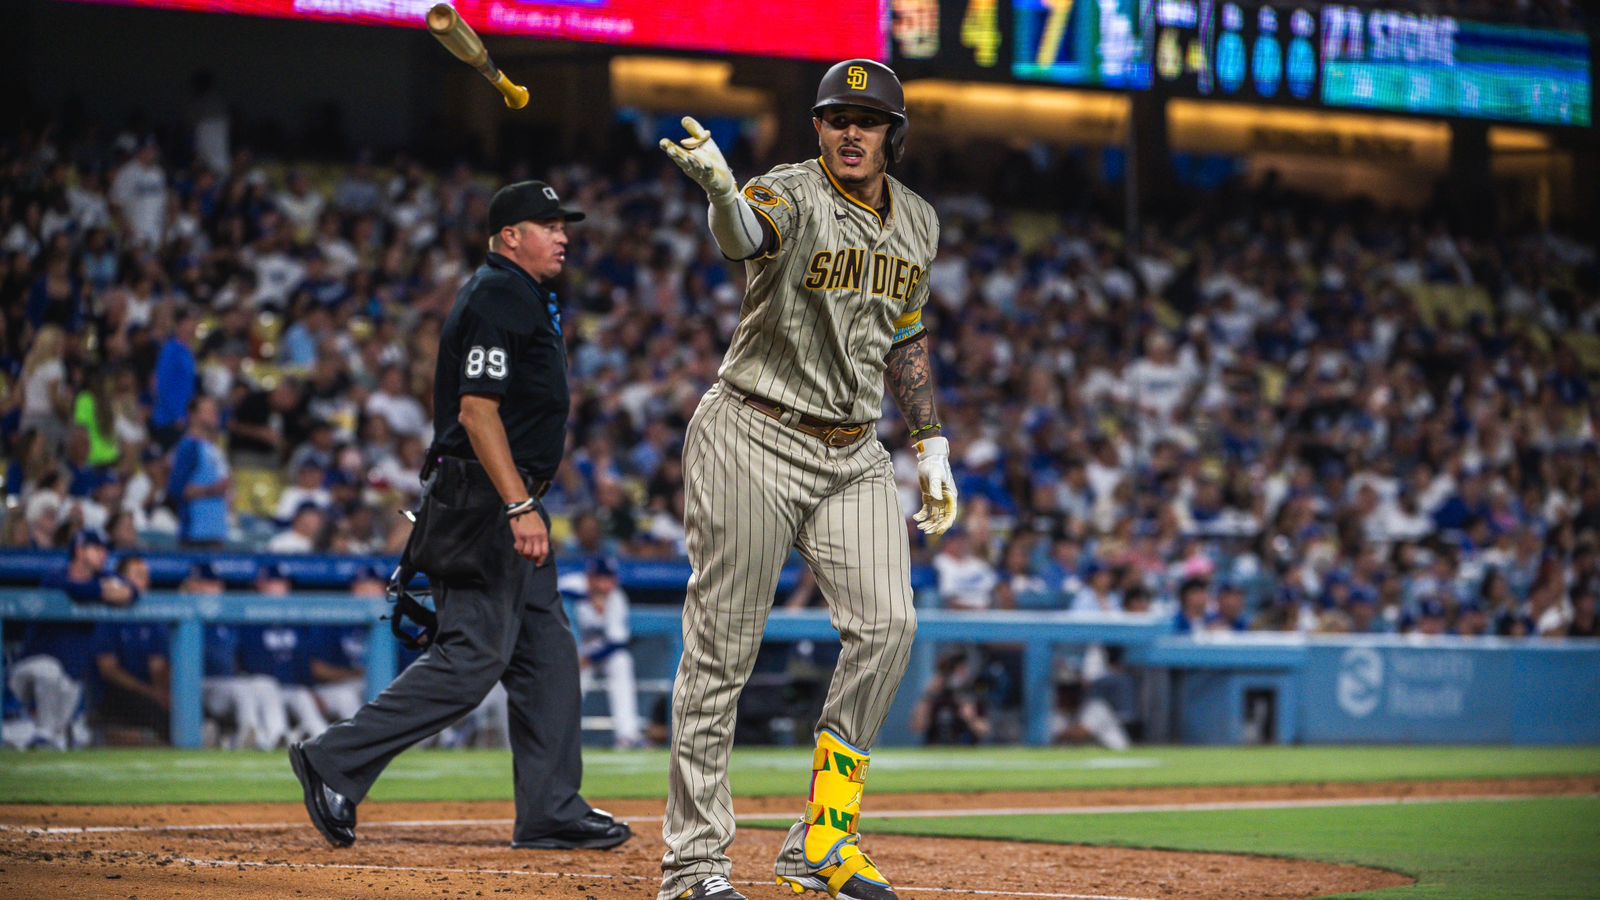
[659,383,917,898]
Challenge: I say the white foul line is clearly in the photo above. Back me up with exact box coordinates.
[4,790,1588,836]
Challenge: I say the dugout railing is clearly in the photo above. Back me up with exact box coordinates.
[5,587,1598,747]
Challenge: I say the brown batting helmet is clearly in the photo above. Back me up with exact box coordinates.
[813,59,908,163]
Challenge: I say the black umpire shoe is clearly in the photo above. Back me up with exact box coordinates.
[289,741,357,848]
[676,875,748,899]
[510,808,632,850]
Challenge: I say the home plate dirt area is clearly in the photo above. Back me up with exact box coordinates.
[2,778,1593,899]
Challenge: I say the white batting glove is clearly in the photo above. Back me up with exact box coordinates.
[912,436,959,536]
[659,116,736,201]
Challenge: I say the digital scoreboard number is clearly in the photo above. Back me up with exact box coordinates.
[1153,1,1319,103]
[892,0,1015,81]
[1013,0,1154,89]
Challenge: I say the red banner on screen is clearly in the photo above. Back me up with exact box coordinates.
[65,0,887,62]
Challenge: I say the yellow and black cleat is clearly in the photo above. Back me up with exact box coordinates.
[777,730,898,900]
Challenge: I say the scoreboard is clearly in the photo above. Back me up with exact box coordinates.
[1319,6,1590,126]
[1151,1,1319,104]
[891,0,1592,127]
[1012,0,1154,90]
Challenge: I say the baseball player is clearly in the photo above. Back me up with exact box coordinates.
[560,556,644,749]
[239,565,330,743]
[309,566,384,723]
[188,563,286,750]
[657,59,957,900]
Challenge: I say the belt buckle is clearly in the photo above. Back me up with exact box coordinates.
[824,425,862,448]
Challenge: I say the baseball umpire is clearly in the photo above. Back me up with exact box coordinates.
[289,181,631,852]
[656,60,958,900]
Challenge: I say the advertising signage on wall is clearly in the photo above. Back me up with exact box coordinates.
[1319,5,1591,127]
[60,0,886,62]
[953,0,1591,127]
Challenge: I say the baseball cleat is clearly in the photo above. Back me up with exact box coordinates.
[776,872,898,900]
[677,874,748,899]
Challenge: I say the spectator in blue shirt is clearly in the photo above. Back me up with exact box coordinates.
[1205,583,1252,632]
[167,396,232,548]
[1173,578,1211,634]
[150,308,199,449]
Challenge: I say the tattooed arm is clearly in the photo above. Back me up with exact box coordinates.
[887,332,958,535]
[884,334,941,439]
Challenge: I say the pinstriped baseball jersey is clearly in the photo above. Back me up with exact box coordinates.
[718,158,940,424]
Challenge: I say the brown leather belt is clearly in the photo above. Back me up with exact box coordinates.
[738,392,871,448]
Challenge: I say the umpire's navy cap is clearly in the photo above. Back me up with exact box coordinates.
[489,181,585,231]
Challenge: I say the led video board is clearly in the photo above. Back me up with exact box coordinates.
[1319,5,1590,126]
[1152,0,1320,104]
[989,0,1592,127]
[62,0,887,63]
[1012,0,1154,89]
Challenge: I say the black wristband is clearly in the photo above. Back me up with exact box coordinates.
[505,498,539,519]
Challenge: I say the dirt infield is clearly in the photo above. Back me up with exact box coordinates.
[2,777,1593,899]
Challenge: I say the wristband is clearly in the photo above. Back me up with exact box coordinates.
[909,422,942,439]
[505,498,539,520]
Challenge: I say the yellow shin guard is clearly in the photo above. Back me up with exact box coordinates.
[790,730,890,895]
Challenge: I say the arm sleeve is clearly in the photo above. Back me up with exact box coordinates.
[456,304,518,398]
[719,176,801,261]
[707,189,767,261]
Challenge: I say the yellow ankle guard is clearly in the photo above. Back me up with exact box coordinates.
[800,730,889,892]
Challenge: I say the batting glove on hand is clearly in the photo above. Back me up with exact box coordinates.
[659,117,736,201]
[912,436,959,536]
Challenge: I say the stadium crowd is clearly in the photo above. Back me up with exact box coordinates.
[1,112,1597,745]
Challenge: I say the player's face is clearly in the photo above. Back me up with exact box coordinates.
[501,219,569,281]
[814,107,891,189]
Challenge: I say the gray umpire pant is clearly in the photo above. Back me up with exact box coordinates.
[660,383,918,898]
[303,506,590,842]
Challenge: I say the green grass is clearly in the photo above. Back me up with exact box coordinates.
[1,746,1595,896]
[785,797,1600,899]
[0,745,1596,805]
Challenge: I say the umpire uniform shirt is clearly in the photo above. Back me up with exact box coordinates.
[433,251,569,477]
[303,250,592,842]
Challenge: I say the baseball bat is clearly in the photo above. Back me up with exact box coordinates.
[425,3,529,110]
